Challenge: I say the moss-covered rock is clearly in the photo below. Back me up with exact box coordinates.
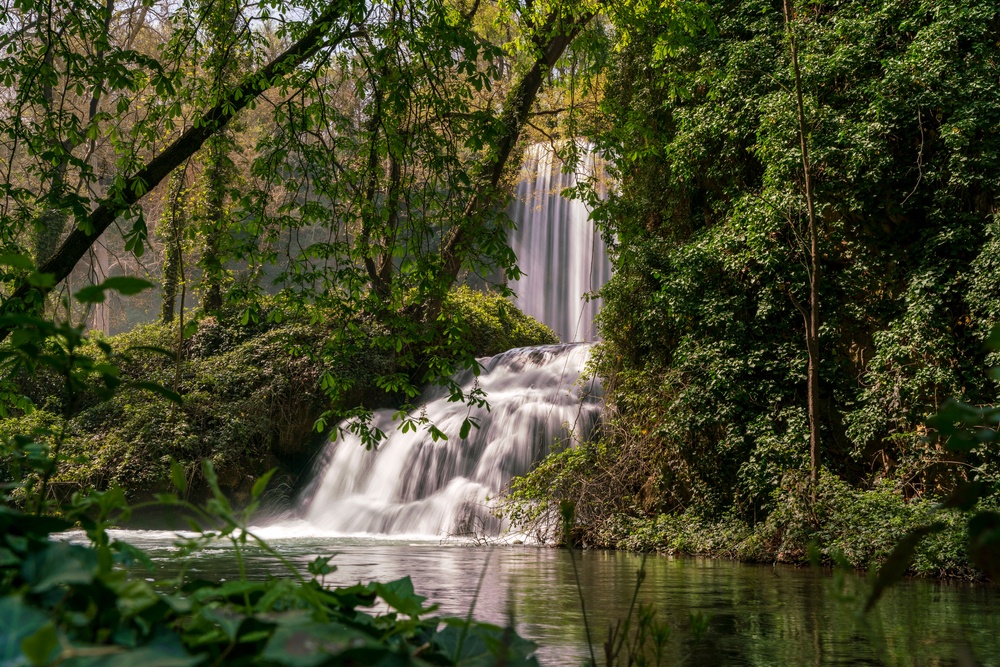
[442,286,558,356]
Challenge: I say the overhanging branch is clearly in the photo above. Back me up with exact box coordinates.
[0,0,361,342]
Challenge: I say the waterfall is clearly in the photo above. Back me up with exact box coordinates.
[292,143,610,538]
[507,143,611,343]
[298,344,600,537]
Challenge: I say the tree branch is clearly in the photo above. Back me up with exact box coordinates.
[436,9,594,288]
[0,0,361,341]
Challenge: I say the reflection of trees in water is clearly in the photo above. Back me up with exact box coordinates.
[120,536,1000,666]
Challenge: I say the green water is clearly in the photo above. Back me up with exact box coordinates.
[111,531,999,666]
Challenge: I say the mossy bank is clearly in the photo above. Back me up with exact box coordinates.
[0,287,556,506]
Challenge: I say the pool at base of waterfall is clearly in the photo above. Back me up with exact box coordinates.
[98,530,1000,667]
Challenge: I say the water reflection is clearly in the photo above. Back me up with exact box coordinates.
[110,532,1000,666]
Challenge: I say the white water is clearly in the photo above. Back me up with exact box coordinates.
[508,143,611,343]
[292,143,611,538]
[298,344,600,537]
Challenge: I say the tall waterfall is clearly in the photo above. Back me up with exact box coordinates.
[508,143,611,343]
[299,344,600,537]
[292,143,610,538]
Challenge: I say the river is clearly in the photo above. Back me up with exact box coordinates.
[107,529,1000,666]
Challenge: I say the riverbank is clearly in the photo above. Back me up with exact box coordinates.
[505,454,987,580]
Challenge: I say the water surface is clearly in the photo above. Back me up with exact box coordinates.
[111,530,1000,666]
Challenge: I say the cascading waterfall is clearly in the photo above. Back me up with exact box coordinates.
[294,143,612,538]
[299,344,600,537]
[507,143,611,343]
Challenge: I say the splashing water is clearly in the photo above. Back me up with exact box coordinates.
[298,344,600,538]
[507,143,611,343]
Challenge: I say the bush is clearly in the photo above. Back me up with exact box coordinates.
[442,286,558,356]
[0,465,540,667]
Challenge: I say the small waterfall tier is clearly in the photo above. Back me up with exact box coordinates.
[508,143,612,343]
[299,343,601,537]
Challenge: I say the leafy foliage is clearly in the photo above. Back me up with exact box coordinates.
[506,0,1000,576]
[1,287,555,504]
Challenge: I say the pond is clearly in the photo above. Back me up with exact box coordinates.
[105,527,1000,666]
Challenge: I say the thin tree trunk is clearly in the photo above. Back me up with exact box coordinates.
[173,242,187,407]
[783,0,821,496]
[160,171,186,324]
[201,134,227,312]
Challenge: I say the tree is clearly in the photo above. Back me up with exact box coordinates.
[782,0,821,496]
[0,0,365,339]
[564,0,1000,527]
[158,169,188,324]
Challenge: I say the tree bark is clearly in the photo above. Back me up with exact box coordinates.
[200,133,228,312]
[0,0,360,341]
[160,170,186,324]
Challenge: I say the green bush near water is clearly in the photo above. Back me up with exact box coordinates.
[505,449,977,577]
[441,286,558,357]
[587,476,975,578]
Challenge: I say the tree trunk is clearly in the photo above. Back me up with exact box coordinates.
[160,171,186,324]
[434,9,594,296]
[783,0,822,495]
[200,134,228,312]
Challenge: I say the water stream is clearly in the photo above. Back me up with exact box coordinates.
[507,143,611,343]
[299,343,601,537]
[296,143,610,539]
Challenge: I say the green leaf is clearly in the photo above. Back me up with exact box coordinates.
[262,622,378,667]
[26,272,56,289]
[0,255,34,271]
[940,482,986,512]
[864,522,945,612]
[129,381,182,405]
[111,540,155,572]
[435,619,539,667]
[968,511,1000,580]
[20,621,58,667]
[373,577,429,617]
[170,458,187,495]
[251,469,277,500]
[20,542,99,592]
[0,597,48,665]
[103,634,202,667]
[75,277,153,304]
[124,345,176,360]
[307,556,335,577]
[111,579,162,617]
[102,276,154,295]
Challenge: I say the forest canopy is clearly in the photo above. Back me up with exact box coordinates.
[497,0,1000,574]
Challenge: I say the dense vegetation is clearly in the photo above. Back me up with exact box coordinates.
[0,288,554,504]
[1,0,1000,663]
[504,0,1000,575]
[1,0,1000,661]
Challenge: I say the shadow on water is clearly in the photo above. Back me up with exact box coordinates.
[111,532,1000,667]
